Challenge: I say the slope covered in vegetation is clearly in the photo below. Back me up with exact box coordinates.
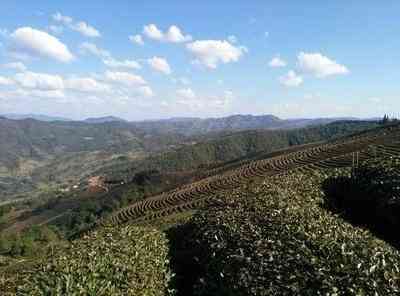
[2,122,400,295]
[170,168,400,295]
[2,226,173,295]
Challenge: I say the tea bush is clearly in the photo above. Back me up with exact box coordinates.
[19,225,174,296]
[322,158,400,243]
[182,170,400,295]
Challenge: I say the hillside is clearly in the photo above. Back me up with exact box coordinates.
[0,121,379,232]
[0,118,377,200]
[95,120,378,182]
[104,122,400,226]
[0,120,379,238]
[1,122,400,295]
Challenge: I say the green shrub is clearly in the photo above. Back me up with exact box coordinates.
[19,225,174,296]
[0,225,62,257]
[181,170,400,295]
[323,158,400,243]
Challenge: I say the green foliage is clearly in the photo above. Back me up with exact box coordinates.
[0,225,62,257]
[323,158,400,244]
[19,225,174,296]
[179,171,400,295]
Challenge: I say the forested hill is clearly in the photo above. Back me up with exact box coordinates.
[96,120,379,182]
[0,114,362,172]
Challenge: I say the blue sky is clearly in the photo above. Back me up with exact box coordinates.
[0,1,399,120]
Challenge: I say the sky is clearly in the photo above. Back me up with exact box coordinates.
[0,1,399,120]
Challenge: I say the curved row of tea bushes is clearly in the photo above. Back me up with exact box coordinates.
[104,128,400,226]
[19,225,174,296]
[181,170,400,295]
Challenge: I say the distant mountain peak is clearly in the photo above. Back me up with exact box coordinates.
[84,116,128,123]
[1,113,72,122]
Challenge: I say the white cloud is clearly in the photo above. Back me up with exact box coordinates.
[129,34,144,45]
[176,88,196,100]
[269,56,287,68]
[227,35,237,44]
[2,62,27,71]
[71,21,101,38]
[52,12,72,24]
[297,52,349,78]
[79,42,110,58]
[137,86,154,97]
[103,58,141,70]
[186,40,246,69]
[52,12,100,38]
[165,25,192,43]
[80,44,141,71]
[0,76,14,86]
[279,70,303,87]
[65,77,110,93]
[105,71,147,86]
[143,24,191,43]
[147,56,171,75]
[14,71,64,90]
[143,24,163,41]
[10,27,74,63]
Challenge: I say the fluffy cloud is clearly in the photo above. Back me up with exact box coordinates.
[176,88,196,99]
[143,24,163,41]
[0,76,14,86]
[52,12,73,24]
[71,22,101,38]
[129,34,144,45]
[279,70,303,87]
[105,71,147,86]
[269,56,287,68]
[137,86,154,97]
[10,27,74,63]
[143,24,191,43]
[52,12,100,38]
[65,77,110,93]
[147,57,171,75]
[14,72,64,90]
[186,40,246,69]
[103,58,141,70]
[2,62,27,71]
[297,52,349,78]
[165,25,192,43]
[79,42,110,58]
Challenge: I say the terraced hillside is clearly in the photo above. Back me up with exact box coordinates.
[103,123,400,226]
